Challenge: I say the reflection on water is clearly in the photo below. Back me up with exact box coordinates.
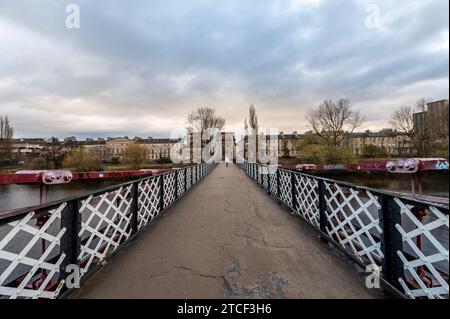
[0,179,133,212]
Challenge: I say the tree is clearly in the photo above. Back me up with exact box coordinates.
[390,100,430,156]
[246,105,259,161]
[63,148,102,171]
[298,132,354,164]
[416,97,429,112]
[187,107,225,161]
[281,138,291,158]
[0,115,14,163]
[430,137,449,159]
[123,143,149,169]
[41,137,65,169]
[361,144,388,158]
[307,99,364,147]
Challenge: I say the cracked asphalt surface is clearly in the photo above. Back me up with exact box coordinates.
[70,164,380,299]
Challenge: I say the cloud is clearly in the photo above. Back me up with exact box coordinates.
[0,0,448,138]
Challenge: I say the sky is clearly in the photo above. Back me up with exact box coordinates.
[0,0,448,139]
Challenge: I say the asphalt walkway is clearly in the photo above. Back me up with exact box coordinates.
[71,164,379,299]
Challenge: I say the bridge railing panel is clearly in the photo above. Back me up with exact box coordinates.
[293,174,320,228]
[0,202,67,299]
[393,197,449,299]
[78,184,133,279]
[240,161,449,299]
[322,181,383,267]
[0,163,217,299]
[137,176,160,229]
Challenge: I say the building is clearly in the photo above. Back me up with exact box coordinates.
[242,132,303,160]
[82,139,107,159]
[425,99,449,140]
[139,138,181,161]
[277,132,303,158]
[104,137,134,161]
[11,138,47,159]
[344,129,412,157]
[89,136,181,162]
[413,99,449,141]
[221,132,236,162]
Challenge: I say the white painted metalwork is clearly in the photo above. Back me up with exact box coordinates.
[138,177,160,229]
[294,175,320,228]
[269,168,277,195]
[163,172,177,208]
[262,172,269,190]
[324,182,383,266]
[0,204,66,299]
[192,166,197,184]
[278,170,292,206]
[177,170,185,197]
[186,168,192,190]
[78,185,133,277]
[395,198,449,299]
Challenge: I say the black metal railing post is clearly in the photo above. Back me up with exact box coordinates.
[267,165,272,196]
[130,182,139,234]
[159,174,164,212]
[379,194,405,293]
[276,168,281,199]
[184,166,187,191]
[191,166,194,186]
[60,199,81,282]
[318,180,328,242]
[174,170,179,199]
[291,172,298,210]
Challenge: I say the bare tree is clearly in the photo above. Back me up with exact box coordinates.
[41,137,65,169]
[390,99,437,156]
[307,99,364,147]
[244,117,248,136]
[248,105,258,132]
[390,106,415,135]
[247,105,259,161]
[188,107,225,161]
[416,97,429,112]
[0,116,14,163]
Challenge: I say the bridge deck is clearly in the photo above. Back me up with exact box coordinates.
[70,164,379,299]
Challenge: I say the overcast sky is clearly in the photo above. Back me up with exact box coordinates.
[0,0,448,139]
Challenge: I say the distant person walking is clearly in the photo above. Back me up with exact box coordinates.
[225,157,230,167]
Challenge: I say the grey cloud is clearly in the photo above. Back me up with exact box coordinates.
[0,0,448,138]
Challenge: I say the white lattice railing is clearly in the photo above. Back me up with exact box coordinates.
[0,205,66,299]
[241,162,449,299]
[0,163,216,299]
[394,198,449,299]
[323,182,383,267]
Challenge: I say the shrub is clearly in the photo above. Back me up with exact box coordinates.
[123,143,149,169]
[361,145,388,158]
[63,148,102,171]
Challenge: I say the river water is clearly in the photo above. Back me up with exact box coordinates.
[317,171,449,198]
[0,172,448,212]
[0,179,133,212]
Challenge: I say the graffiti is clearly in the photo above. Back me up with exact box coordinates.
[435,160,449,170]
[324,164,345,170]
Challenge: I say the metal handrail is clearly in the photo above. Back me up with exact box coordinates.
[239,161,449,299]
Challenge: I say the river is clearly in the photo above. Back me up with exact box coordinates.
[0,172,448,212]
[0,179,133,212]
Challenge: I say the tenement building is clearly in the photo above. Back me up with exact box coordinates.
[344,129,413,157]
